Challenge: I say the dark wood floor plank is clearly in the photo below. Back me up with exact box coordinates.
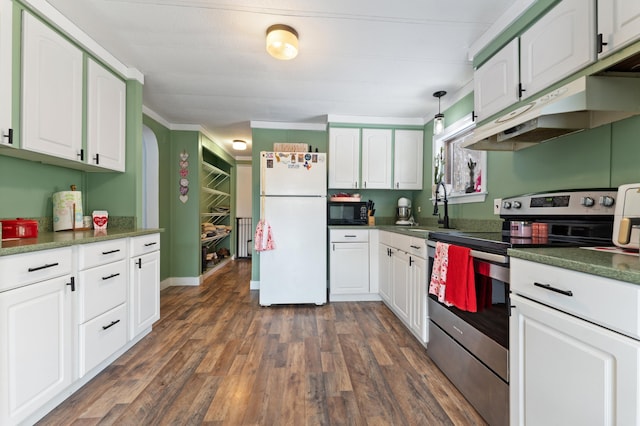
[37,259,487,426]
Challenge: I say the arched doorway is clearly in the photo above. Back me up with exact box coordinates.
[142,125,159,228]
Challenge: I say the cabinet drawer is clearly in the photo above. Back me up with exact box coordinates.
[78,259,127,322]
[407,237,426,259]
[79,303,127,377]
[391,233,412,252]
[329,229,369,243]
[511,258,640,339]
[0,247,72,292]
[78,239,127,270]
[130,233,160,257]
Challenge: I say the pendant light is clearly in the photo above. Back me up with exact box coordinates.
[232,140,247,150]
[433,90,447,135]
[266,24,299,60]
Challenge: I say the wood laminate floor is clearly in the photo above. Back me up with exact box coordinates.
[39,259,486,425]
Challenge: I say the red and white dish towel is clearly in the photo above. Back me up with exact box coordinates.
[254,219,275,251]
[429,242,478,312]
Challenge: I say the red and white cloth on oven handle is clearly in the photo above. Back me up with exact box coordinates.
[429,242,478,312]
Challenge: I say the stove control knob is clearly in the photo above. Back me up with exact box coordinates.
[503,201,512,209]
[581,196,595,207]
[512,201,522,209]
[600,196,615,207]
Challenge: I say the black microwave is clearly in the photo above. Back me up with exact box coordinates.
[327,201,368,225]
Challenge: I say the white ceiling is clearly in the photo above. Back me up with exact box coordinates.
[44,0,524,157]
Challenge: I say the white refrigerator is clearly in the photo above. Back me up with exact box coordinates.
[259,151,327,306]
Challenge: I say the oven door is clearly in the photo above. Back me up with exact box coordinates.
[426,241,510,426]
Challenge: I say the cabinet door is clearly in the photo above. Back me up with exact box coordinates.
[330,242,369,295]
[21,12,82,161]
[474,38,519,122]
[391,250,410,324]
[328,127,360,189]
[393,130,423,190]
[0,275,73,425]
[0,0,12,145]
[520,0,595,98]
[361,128,392,189]
[378,244,392,304]
[130,251,160,338]
[87,58,126,172]
[598,0,640,58]
[510,294,640,426]
[409,256,427,343]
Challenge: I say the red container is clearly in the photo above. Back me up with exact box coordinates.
[2,218,39,239]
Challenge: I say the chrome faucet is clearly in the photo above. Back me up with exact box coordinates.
[433,181,451,229]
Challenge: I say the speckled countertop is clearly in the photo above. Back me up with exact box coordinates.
[0,228,163,256]
[509,247,640,285]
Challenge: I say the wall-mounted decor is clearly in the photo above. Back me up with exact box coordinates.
[179,151,189,203]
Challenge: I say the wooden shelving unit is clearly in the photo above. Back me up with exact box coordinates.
[201,160,232,273]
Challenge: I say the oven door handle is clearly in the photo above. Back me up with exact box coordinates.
[469,250,508,264]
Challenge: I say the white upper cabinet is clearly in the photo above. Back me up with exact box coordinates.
[0,0,12,147]
[474,0,596,122]
[474,39,519,122]
[393,129,423,190]
[361,128,392,189]
[87,58,126,172]
[21,12,83,162]
[520,0,596,98]
[328,127,360,189]
[598,0,640,58]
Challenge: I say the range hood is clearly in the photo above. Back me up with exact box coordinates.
[465,76,640,151]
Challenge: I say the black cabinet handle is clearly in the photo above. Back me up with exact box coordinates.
[93,153,100,164]
[102,249,121,255]
[518,83,526,98]
[77,149,84,161]
[409,256,414,266]
[102,319,120,330]
[3,128,12,144]
[67,276,75,292]
[102,273,120,281]
[410,245,421,250]
[144,242,157,247]
[597,33,608,54]
[28,262,59,272]
[136,258,142,269]
[534,282,573,297]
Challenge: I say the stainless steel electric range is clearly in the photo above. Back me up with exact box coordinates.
[426,188,617,426]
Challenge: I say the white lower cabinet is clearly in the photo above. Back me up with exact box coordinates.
[77,240,128,377]
[378,231,428,344]
[329,229,378,301]
[0,234,161,425]
[129,234,161,338]
[0,248,74,426]
[510,258,640,426]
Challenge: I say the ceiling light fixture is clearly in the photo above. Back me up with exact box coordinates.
[433,90,447,135]
[232,139,247,150]
[266,24,299,60]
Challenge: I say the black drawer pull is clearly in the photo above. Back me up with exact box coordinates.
[144,241,157,247]
[102,249,121,255]
[102,319,120,330]
[410,245,421,250]
[534,282,573,297]
[28,262,59,272]
[102,273,120,281]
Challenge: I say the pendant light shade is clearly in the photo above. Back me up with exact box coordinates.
[433,90,447,135]
[266,24,299,60]
[232,139,247,150]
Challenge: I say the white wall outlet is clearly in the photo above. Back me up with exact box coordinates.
[494,198,502,215]
[417,206,421,213]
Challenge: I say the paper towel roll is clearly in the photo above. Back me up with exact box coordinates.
[53,191,83,231]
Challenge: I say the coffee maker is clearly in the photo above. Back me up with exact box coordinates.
[395,197,413,225]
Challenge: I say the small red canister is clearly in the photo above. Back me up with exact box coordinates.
[1,218,39,239]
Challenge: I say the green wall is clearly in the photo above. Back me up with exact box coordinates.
[416,99,640,222]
